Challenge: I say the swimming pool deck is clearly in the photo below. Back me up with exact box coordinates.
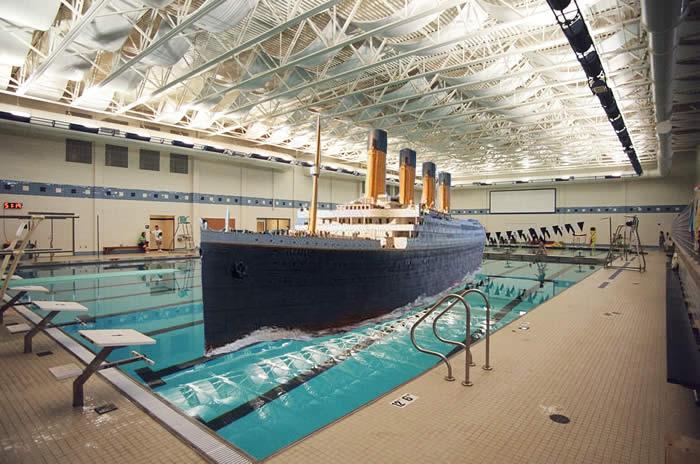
[0,251,698,463]
[268,251,700,463]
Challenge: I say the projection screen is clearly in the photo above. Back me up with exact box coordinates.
[489,188,556,214]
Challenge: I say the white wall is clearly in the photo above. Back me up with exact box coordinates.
[452,155,696,246]
[0,126,361,252]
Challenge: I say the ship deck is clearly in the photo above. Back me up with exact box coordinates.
[0,251,698,463]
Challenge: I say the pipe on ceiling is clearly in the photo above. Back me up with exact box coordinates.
[641,0,689,176]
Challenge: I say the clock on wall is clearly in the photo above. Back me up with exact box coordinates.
[3,202,23,209]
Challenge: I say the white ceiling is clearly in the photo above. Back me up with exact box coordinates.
[0,0,697,180]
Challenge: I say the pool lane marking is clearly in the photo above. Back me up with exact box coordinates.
[490,264,577,323]
[7,269,181,287]
[493,263,531,276]
[60,284,202,305]
[199,265,580,431]
[53,298,203,328]
[609,268,624,280]
[200,327,397,431]
[136,304,439,390]
[38,272,202,296]
[145,319,203,337]
[600,260,630,287]
[446,263,580,358]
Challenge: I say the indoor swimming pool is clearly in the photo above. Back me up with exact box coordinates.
[9,258,598,460]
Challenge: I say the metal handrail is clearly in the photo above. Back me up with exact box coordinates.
[462,288,493,371]
[410,293,473,386]
[431,301,475,369]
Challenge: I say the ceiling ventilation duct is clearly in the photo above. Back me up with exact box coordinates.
[641,0,688,176]
[194,0,258,33]
[351,0,442,37]
[392,3,488,56]
[289,20,346,68]
[0,0,61,30]
[546,0,642,175]
[141,22,190,66]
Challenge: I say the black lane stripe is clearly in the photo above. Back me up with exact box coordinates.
[60,284,202,305]
[484,274,558,284]
[494,263,531,276]
[609,268,624,280]
[199,266,570,431]
[448,263,578,357]
[137,309,426,390]
[54,298,203,327]
[154,264,580,428]
[145,319,203,337]
[201,323,405,431]
[45,272,201,296]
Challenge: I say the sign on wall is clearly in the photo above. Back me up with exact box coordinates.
[489,189,556,214]
[3,201,23,209]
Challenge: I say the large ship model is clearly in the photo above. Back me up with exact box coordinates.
[201,127,486,349]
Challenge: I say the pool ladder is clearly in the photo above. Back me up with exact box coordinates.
[410,288,492,386]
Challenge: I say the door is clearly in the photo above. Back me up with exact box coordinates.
[149,216,175,250]
[203,217,235,231]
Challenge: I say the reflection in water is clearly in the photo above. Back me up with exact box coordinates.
[535,261,548,288]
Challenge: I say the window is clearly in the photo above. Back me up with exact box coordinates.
[170,153,188,174]
[139,149,160,171]
[65,139,93,164]
[105,144,128,168]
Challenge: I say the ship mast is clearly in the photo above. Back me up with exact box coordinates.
[309,114,321,235]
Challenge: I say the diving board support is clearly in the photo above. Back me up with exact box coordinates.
[0,286,49,323]
[24,301,88,353]
[73,329,155,407]
[0,291,27,324]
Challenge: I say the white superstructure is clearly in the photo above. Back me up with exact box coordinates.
[296,197,484,250]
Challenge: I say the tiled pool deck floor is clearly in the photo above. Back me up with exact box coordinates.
[1,251,699,463]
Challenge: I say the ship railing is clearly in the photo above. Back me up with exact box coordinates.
[409,288,493,386]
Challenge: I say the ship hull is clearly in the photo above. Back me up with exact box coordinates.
[201,235,484,349]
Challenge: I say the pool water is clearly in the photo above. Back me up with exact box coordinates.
[11,258,598,460]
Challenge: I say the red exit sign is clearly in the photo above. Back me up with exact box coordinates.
[3,202,23,209]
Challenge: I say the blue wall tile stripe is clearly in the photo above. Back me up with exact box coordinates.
[452,204,685,215]
[0,179,321,210]
[0,178,685,214]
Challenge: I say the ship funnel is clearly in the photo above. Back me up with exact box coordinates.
[438,172,451,214]
[398,148,416,205]
[421,162,436,208]
[365,129,387,203]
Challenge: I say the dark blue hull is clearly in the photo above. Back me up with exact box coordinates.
[201,240,483,349]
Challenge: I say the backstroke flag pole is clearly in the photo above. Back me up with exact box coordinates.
[309,114,322,235]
